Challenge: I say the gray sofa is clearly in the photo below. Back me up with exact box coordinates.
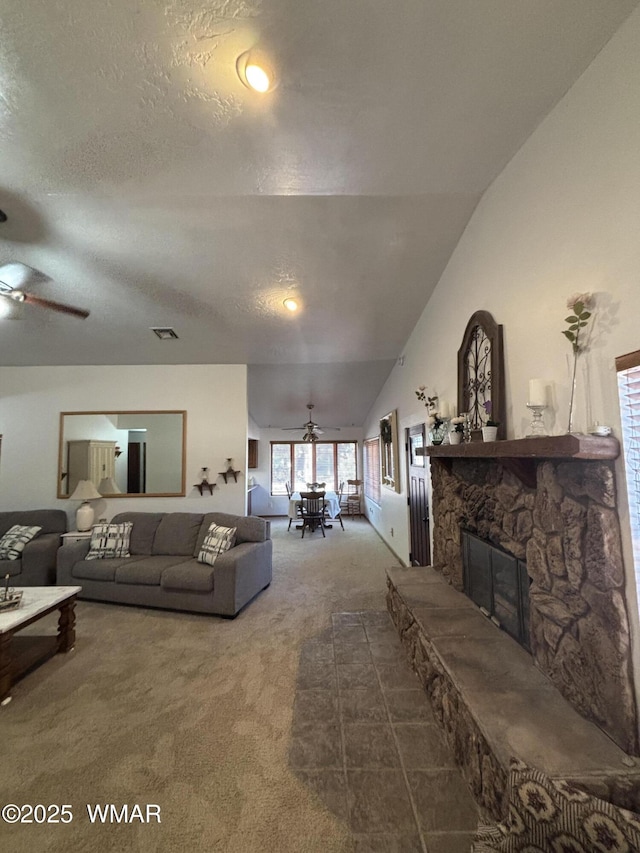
[56,511,272,617]
[0,509,68,586]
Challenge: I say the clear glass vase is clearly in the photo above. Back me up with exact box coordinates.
[429,420,449,445]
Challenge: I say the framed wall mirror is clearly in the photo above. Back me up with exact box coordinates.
[58,411,187,498]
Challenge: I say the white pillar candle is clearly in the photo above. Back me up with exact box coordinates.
[439,401,449,418]
[528,379,547,406]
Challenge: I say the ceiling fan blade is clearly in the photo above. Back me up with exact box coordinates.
[22,293,90,319]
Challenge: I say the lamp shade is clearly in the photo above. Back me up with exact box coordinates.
[98,477,121,495]
[69,480,102,501]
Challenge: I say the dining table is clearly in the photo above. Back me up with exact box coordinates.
[288,490,341,522]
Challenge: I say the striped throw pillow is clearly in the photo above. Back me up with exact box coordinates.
[85,522,133,560]
[198,522,236,566]
[0,525,42,560]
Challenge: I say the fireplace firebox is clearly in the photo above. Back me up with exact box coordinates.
[462,530,531,650]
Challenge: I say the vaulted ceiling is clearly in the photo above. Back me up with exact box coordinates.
[1,0,637,428]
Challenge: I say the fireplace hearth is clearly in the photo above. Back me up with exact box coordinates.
[462,530,531,650]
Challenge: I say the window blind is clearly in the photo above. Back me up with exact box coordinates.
[616,349,640,579]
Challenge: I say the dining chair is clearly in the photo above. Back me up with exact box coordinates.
[345,479,363,516]
[286,481,303,531]
[332,482,345,530]
[299,491,326,538]
[339,481,348,512]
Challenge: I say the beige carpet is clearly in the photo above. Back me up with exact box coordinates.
[1,518,403,853]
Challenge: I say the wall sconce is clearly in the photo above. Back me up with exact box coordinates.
[69,479,102,531]
[219,459,241,483]
[195,467,215,496]
[236,49,277,93]
[114,445,122,458]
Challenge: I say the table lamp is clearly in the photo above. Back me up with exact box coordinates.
[69,479,102,531]
[98,477,121,495]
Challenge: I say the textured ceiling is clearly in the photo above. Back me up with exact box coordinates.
[0,0,637,428]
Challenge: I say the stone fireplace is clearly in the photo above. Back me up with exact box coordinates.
[428,435,639,755]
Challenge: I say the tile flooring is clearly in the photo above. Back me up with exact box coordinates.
[290,610,479,852]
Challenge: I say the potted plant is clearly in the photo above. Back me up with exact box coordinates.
[481,401,499,441]
[449,416,465,445]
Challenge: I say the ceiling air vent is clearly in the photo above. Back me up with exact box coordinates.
[150,327,179,340]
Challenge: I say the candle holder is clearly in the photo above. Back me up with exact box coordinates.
[0,573,23,612]
[526,403,547,437]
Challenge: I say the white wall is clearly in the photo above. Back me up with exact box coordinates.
[365,7,640,587]
[248,427,364,517]
[0,364,248,524]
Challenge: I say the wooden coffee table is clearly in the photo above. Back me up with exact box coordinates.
[0,586,81,704]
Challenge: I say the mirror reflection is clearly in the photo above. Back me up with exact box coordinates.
[58,411,186,498]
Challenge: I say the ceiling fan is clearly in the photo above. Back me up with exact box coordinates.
[0,261,90,319]
[282,404,340,443]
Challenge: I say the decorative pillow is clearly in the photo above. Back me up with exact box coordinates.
[85,522,133,560]
[0,525,42,560]
[197,522,236,566]
[472,758,640,853]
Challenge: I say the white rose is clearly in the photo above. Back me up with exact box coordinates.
[566,292,592,311]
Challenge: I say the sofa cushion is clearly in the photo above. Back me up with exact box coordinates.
[111,512,164,555]
[0,525,42,560]
[0,510,67,537]
[161,560,215,592]
[198,522,236,566]
[152,513,203,556]
[471,758,640,852]
[195,512,267,555]
[115,556,194,586]
[72,559,124,581]
[85,522,133,560]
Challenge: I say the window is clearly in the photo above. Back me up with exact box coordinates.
[364,437,381,505]
[379,410,400,492]
[270,442,357,495]
[617,349,640,585]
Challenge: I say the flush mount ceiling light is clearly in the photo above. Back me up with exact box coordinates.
[236,49,277,93]
[283,298,298,312]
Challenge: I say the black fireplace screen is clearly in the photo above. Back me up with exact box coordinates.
[462,530,530,650]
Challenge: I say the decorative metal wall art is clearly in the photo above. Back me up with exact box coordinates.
[457,310,505,440]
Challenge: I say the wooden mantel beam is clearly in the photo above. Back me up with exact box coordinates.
[426,434,619,461]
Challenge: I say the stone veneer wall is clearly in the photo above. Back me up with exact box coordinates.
[430,457,639,755]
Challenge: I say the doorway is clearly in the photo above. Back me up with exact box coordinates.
[406,424,430,566]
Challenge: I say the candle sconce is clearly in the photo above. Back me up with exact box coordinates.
[194,467,216,496]
[219,458,241,484]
